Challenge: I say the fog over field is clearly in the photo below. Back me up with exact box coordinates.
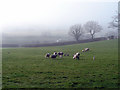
[0,0,118,45]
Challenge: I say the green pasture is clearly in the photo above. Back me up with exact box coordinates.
[2,39,118,88]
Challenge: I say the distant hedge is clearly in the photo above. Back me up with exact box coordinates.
[2,37,108,47]
[2,44,19,47]
[22,37,107,47]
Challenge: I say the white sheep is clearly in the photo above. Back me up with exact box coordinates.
[85,48,89,52]
[73,52,80,60]
[82,50,84,52]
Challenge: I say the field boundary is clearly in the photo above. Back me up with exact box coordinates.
[2,37,115,48]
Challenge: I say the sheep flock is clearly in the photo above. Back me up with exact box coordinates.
[45,48,91,60]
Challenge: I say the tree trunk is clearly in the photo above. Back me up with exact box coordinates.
[75,37,79,42]
[91,34,94,40]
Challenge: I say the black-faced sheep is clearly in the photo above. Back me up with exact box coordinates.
[64,54,67,56]
[53,52,57,56]
[58,52,64,58]
[64,53,69,56]
[51,54,57,58]
[67,54,69,56]
[45,53,50,58]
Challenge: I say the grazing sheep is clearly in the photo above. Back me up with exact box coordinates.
[45,53,50,58]
[51,54,57,58]
[57,52,60,55]
[85,48,89,52]
[53,52,57,56]
[64,53,69,56]
[73,54,77,59]
[82,50,84,52]
[58,52,64,58]
[76,52,80,56]
[67,54,69,56]
[64,54,67,56]
[73,52,80,60]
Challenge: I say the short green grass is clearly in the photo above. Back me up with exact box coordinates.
[2,39,118,88]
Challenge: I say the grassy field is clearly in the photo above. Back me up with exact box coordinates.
[2,39,118,88]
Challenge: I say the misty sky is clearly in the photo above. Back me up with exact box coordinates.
[0,0,118,35]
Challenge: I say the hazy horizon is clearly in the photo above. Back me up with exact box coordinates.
[1,0,118,33]
[0,0,118,44]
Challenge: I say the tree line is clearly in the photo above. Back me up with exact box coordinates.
[68,21,102,41]
[69,12,119,42]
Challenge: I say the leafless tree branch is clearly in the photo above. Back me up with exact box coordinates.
[84,21,102,39]
[69,24,83,41]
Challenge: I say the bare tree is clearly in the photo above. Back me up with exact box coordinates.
[84,21,102,40]
[69,24,83,41]
[108,11,120,38]
[108,13,119,29]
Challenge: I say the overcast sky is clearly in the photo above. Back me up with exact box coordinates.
[0,0,118,35]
